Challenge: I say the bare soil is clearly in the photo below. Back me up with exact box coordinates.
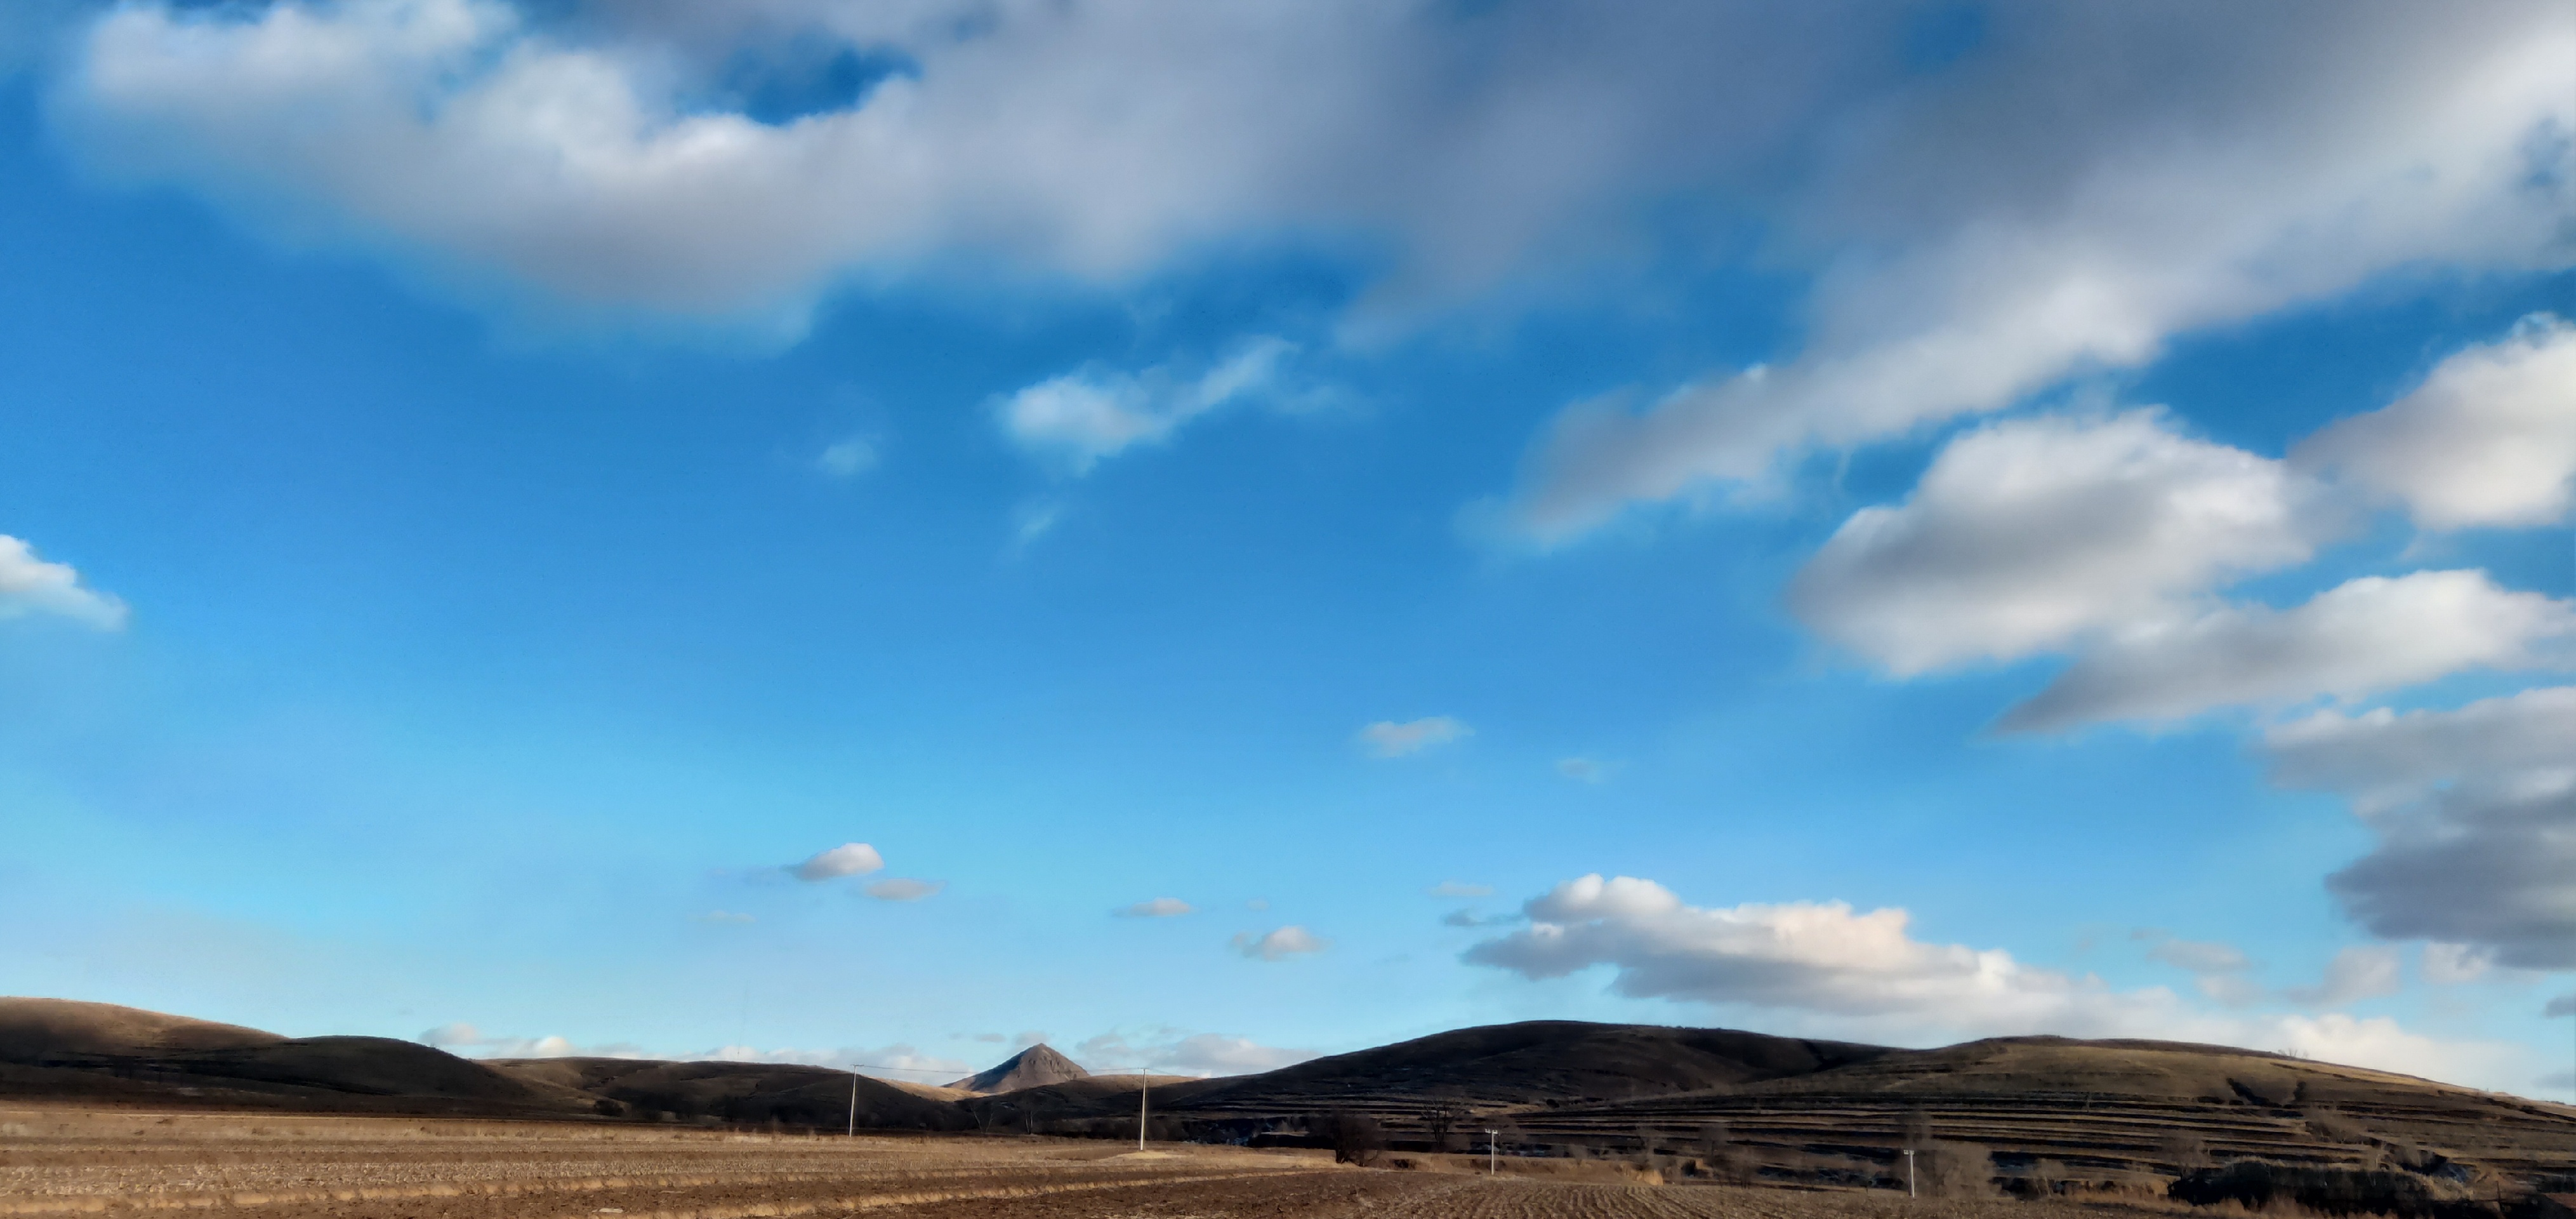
[0,1105,2193,1219]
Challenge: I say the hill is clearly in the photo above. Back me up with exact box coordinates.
[947,1044,1088,1094]
[488,1057,972,1130]
[0,998,584,1115]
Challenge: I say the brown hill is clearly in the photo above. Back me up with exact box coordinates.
[489,1057,972,1131]
[0,997,283,1060]
[1178,1020,1887,1112]
[947,1044,1089,1095]
[0,997,582,1114]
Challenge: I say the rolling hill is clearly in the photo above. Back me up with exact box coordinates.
[6,996,2571,1187]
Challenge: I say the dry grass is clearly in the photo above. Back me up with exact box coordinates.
[0,1105,2229,1219]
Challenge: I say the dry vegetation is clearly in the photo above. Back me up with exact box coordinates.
[0,1105,2205,1219]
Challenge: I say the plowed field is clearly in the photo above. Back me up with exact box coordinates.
[0,1107,2176,1219]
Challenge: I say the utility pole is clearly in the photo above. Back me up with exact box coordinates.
[1903,1149,1917,1198]
[1138,1072,1149,1152]
[847,1069,859,1138]
[1487,1129,1500,1175]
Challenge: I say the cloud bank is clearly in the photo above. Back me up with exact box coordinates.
[1465,874,2528,1090]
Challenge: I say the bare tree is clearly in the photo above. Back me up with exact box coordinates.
[1697,1121,1757,1184]
[1316,1110,1385,1166]
[2158,1131,2211,1174]
[1423,1092,1469,1153]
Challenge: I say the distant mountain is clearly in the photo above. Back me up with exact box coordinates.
[948,1044,1088,1094]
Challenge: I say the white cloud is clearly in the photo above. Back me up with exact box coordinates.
[1358,716,1471,758]
[1074,1029,1318,1077]
[1232,925,1328,961]
[791,842,884,881]
[998,337,1295,474]
[0,535,128,630]
[1507,6,2576,537]
[2297,314,2576,530]
[2268,688,2576,971]
[44,1,1868,330]
[418,1022,642,1059]
[2266,686,2576,814]
[865,877,942,902]
[708,1042,971,1079]
[1787,411,2330,674]
[1463,874,2530,1089]
[1998,571,2575,732]
[1427,881,1493,898]
[1114,897,1194,918]
[2283,946,2404,1008]
[817,436,878,478]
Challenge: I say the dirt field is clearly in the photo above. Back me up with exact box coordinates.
[0,1106,2199,1219]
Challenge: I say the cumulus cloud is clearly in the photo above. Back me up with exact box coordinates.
[1358,716,1471,757]
[2297,314,2576,530]
[1075,1029,1318,1077]
[2266,686,2576,813]
[1114,897,1194,918]
[2267,689,2576,971]
[791,842,884,881]
[1788,411,2330,674]
[998,338,1295,474]
[1509,4,2576,536]
[1463,874,2528,1088]
[1232,925,1328,961]
[0,535,128,629]
[864,877,942,902]
[43,0,1877,329]
[1998,571,2576,731]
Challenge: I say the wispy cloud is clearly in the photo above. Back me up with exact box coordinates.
[1358,716,1471,758]
[865,877,942,902]
[817,436,878,478]
[1114,897,1194,918]
[998,337,1297,474]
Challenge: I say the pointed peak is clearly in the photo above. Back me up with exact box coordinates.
[946,1042,1092,1093]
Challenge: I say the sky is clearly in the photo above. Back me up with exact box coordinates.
[0,0,2572,1097]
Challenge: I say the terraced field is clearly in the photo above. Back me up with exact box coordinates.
[0,1106,2184,1219]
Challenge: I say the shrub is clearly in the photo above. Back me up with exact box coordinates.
[1314,1110,1385,1166]
[2170,1162,2484,1219]
[1919,1140,1997,1198]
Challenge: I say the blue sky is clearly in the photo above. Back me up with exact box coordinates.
[1,0,2572,1095]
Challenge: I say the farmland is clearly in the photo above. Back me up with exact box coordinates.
[0,1106,2179,1219]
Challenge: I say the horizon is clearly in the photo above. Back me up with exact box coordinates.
[1,1,2571,1104]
